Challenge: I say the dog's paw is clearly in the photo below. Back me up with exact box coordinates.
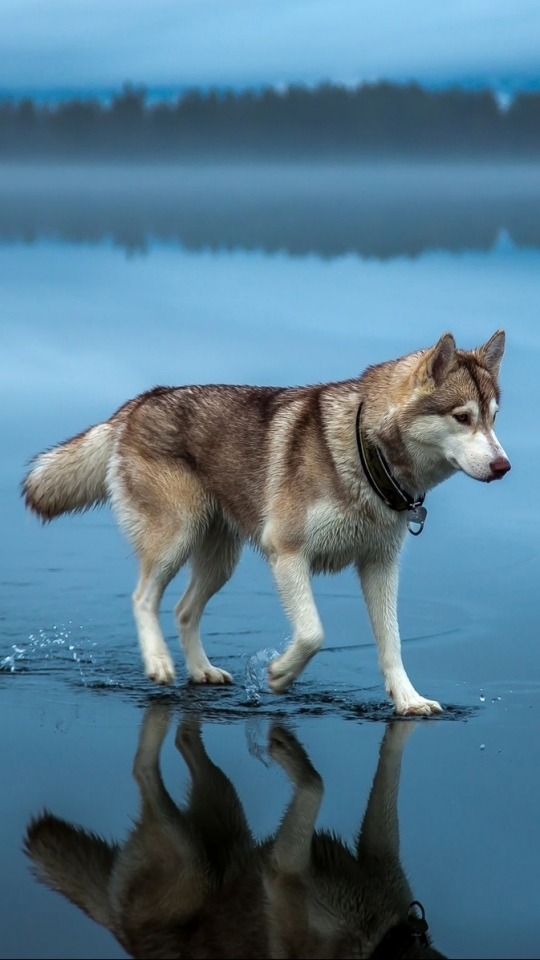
[189,661,233,685]
[145,654,176,685]
[175,718,204,758]
[267,655,301,694]
[384,719,417,747]
[268,724,322,788]
[133,705,172,780]
[268,724,301,762]
[395,695,443,717]
[141,702,173,730]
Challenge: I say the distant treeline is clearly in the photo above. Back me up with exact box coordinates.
[2,81,540,159]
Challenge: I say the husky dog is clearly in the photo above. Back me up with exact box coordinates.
[23,331,510,715]
[24,708,445,959]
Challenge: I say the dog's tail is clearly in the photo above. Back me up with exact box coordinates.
[24,812,119,929]
[22,421,115,521]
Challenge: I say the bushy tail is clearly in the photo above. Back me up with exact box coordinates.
[24,812,119,928]
[22,421,114,521]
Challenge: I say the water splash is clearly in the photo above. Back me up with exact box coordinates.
[244,646,281,703]
[245,714,271,766]
[0,645,25,672]
[0,624,110,686]
[0,624,97,683]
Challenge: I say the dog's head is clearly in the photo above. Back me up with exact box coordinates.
[400,330,510,484]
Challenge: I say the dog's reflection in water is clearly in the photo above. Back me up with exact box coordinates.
[24,709,446,959]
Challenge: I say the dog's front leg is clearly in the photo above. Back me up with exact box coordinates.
[267,552,324,694]
[356,721,416,864]
[265,724,325,957]
[267,724,324,871]
[175,719,253,849]
[357,558,442,716]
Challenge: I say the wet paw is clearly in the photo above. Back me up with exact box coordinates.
[189,662,233,685]
[269,724,322,787]
[396,696,443,717]
[267,656,299,694]
[175,718,204,756]
[268,723,298,758]
[133,705,172,780]
[145,654,175,685]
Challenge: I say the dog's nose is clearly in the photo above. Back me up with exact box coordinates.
[490,456,511,480]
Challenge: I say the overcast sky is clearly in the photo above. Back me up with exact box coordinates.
[1,0,539,95]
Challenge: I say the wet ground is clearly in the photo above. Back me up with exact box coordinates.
[2,162,540,959]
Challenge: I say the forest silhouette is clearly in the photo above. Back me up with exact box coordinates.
[2,80,540,159]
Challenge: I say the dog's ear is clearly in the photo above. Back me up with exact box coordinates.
[421,333,456,385]
[475,329,505,377]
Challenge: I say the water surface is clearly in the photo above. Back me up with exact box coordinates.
[1,163,540,959]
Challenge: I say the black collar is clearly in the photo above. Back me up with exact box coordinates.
[355,404,427,536]
[369,901,431,960]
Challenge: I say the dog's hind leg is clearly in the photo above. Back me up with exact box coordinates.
[132,703,177,816]
[133,555,184,684]
[174,524,241,684]
[267,552,324,694]
[176,719,254,863]
[112,460,206,685]
[125,706,213,920]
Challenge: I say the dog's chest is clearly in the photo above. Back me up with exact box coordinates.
[305,498,394,572]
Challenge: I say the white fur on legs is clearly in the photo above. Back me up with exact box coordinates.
[267,725,323,871]
[355,721,416,867]
[133,704,172,787]
[358,558,442,717]
[133,564,177,685]
[174,533,241,684]
[268,553,324,693]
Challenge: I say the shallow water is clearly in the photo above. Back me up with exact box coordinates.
[2,163,540,959]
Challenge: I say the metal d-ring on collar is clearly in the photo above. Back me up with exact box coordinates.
[369,900,431,959]
[355,403,427,536]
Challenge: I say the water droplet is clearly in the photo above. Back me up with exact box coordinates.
[479,692,485,702]
[480,743,485,750]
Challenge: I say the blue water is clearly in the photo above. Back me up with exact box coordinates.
[1,163,540,959]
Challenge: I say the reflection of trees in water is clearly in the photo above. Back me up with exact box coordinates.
[1,164,540,258]
[2,81,540,159]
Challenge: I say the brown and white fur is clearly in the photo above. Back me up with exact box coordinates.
[22,331,510,716]
[24,707,445,959]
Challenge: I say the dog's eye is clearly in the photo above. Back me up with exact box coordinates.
[453,412,470,425]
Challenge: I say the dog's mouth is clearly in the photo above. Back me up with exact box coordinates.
[447,457,486,480]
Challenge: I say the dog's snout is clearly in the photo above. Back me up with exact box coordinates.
[489,456,511,480]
